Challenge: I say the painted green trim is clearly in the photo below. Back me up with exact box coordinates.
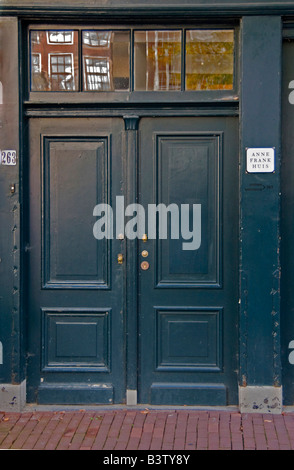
[24,106,239,118]
[283,26,294,39]
[240,16,282,386]
[2,2,294,18]
[0,17,21,384]
[124,116,140,393]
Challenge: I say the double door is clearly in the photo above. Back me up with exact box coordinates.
[26,115,239,405]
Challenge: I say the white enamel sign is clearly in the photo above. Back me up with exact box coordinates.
[0,150,17,166]
[246,148,275,173]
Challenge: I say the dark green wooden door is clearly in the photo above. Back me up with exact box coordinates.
[27,118,126,404]
[138,117,239,405]
[27,115,239,406]
[282,39,294,405]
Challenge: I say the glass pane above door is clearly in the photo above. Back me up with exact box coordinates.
[30,30,79,92]
[82,31,130,91]
[185,30,234,90]
[134,30,182,91]
[29,27,235,94]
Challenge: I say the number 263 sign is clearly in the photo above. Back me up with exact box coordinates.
[0,150,17,165]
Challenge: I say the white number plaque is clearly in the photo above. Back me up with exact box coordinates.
[0,150,17,166]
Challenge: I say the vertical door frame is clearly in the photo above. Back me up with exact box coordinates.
[0,17,26,411]
[239,16,283,413]
[281,26,294,405]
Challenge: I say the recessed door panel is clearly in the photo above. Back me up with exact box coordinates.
[42,309,111,372]
[154,133,220,287]
[43,137,109,288]
[155,307,222,371]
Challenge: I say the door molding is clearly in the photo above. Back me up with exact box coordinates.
[124,115,140,404]
[25,105,239,119]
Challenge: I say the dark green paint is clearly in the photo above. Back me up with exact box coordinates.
[26,118,126,404]
[26,115,239,405]
[0,18,23,385]
[2,0,294,18]
[281,39,294,405]
[124,115,139,394]
[138,117,239,405]
[239,16,282,386]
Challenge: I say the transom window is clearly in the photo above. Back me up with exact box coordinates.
[30,28,235,93]
[134,31,182,91]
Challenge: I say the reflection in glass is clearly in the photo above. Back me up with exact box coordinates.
[134,30,181,91]
[30,30,79,91]
[47,31,74,44]
[186,30,234,90]
[82,31,130,91]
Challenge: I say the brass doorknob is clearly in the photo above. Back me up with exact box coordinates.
[142,234,148,242]
[141,261,150,270]
[117,253,123,264]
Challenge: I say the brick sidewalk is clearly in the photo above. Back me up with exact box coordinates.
[1,409,294,450]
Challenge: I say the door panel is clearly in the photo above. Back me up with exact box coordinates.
[27,118,125,404]
[281,39,294,405]
[43,137,109,288]
[138,117,239,405]
[152,132,220,287]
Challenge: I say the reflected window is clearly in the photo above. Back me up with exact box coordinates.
[84,57,111,91]
[82,30,130,91]
[134,30,182,91]
[30,30,79,91]
[83,31,111,47]
[31,31,41,45]
[47,31,74,44]
[50,54,75,91]
[185,30,234,90]
[32,53,41,74]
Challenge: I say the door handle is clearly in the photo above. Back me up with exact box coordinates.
[142,234,148,242]
[117,253,124,264]
[141,261,149,270]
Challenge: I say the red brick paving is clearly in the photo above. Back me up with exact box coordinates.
[0,409,294,450]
